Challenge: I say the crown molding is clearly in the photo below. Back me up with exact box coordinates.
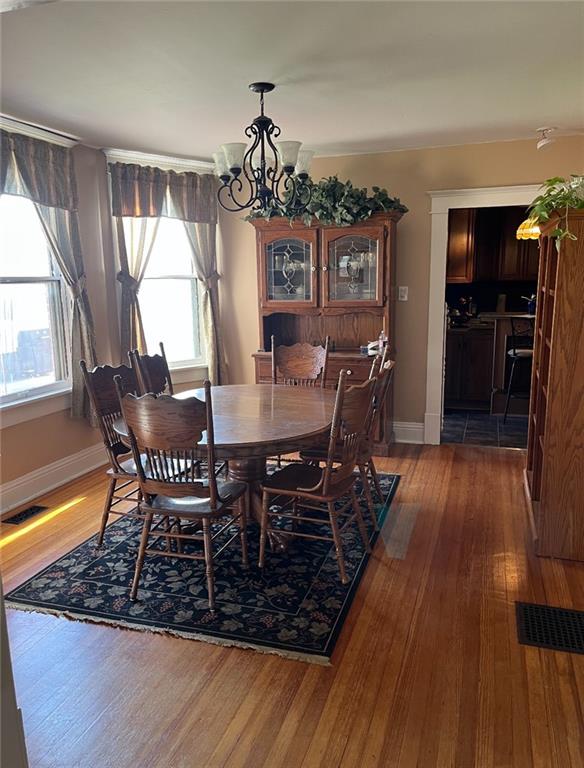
[103,147,214,174]
[0,114,78,148]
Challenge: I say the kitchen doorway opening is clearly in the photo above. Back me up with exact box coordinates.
[424,185,540,445]
[443,205,537,449]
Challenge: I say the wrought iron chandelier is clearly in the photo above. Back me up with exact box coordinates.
[213,83,313,215]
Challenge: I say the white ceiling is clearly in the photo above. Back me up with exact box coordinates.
[1,1,583,160]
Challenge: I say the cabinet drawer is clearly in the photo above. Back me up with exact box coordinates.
[253,352,373,388]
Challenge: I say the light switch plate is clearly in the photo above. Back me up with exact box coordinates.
[398,286,408,301]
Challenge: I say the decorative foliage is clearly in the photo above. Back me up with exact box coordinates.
[246,175,408,226]
[528,175,584,246]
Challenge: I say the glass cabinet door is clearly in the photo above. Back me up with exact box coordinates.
[322,227,384,306]
[261,230,318,307]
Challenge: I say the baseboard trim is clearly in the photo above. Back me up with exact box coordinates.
[393,421,425,444]
[0,444,107,516]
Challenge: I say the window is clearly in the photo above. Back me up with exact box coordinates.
[0,195,69,404]
[124,217,204,367]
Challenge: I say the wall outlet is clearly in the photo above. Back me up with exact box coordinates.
[398,286,408,301]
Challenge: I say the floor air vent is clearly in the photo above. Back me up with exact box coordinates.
[3,505,48,525]
[516,602,584,655]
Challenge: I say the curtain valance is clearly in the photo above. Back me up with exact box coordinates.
[109,162,218,223]
[1,129,78,211]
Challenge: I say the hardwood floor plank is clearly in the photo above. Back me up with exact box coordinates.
[2,446,583,768]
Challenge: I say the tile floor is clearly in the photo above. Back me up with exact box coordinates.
[441,410,528,449]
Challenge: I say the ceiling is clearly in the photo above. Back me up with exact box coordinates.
[1,1,583,161]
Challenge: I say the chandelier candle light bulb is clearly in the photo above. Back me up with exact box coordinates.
[295,149,315,178]
[212,151,230,181]
[275,141,302,173]
[221,142,247,174]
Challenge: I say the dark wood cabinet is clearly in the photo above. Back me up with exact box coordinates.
[446,206,539,284]
[250,211,404,454]
[446,209,476,283]
[445,327,494,407]
[473,208,500,282]
[498,208,540,281]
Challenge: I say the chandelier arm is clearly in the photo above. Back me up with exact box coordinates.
[242,123,263,191]
[264,124,286,202]
[216,126,261,212]
[217,176,256,213]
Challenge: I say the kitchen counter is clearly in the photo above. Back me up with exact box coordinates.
[478,312,536,320]
[446,313,534,415]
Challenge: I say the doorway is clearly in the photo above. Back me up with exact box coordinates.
[442,205,537,448]
[424,185,540,445]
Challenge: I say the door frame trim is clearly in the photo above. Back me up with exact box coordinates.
[424,184,540,444]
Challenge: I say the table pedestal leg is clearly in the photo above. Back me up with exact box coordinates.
[227,457,288,551]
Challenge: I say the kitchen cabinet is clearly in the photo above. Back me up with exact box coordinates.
[498,208,540,281]
[446,206,539,284]
[445,326,494,407]
[446,208,476,283]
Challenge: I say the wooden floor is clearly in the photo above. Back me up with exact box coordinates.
[2,445,584,768]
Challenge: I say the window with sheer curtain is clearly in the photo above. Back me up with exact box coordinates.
[122,216,204,367]
[0,194,70,403]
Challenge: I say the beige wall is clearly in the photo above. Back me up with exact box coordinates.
[2,135,582,487]
[218,135,584,424]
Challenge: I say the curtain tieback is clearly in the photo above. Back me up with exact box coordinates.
[201,270,220,290]
[117,270,139,294]
[70,274,87,300]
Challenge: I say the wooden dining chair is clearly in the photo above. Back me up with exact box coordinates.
[259,370,375,584]
[270,334,331,466]
[129,342,173,396]
[368,345,389,379]
[116,381,248,612]
[80,360,143,546]
[300,360,395,527]
[271,335,330,387]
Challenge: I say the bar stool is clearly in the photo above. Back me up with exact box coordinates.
[503,317,534,423]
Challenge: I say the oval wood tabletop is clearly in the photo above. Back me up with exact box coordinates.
[115,384,336,459]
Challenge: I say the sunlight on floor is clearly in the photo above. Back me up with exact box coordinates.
[0,497,87,548]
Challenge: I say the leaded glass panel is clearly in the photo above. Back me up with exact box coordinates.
[266,238,312,302]
[328,235,378,301]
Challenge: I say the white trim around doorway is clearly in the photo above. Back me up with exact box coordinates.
[424,184,541,444]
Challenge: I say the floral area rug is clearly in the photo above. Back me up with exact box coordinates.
[6,472,399,664]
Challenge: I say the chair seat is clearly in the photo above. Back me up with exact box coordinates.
[263,462,354,501]
[508,348,533,358]
[145,479,247,518]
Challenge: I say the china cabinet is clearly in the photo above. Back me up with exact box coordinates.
[250,211,403,454]
[525,209,584,561]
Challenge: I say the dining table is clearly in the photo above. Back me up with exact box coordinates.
[113,383,337,539]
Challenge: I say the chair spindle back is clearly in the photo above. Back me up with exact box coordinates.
[320,371,376,495]
[365,359,395,440]
[80,360,139,471]
[130,342,174,396]
[116,381,220,509]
